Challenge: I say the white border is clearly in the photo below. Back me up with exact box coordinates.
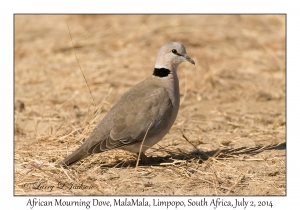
[3,0,297,209]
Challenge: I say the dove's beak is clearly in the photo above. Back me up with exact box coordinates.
[183,54,195,65]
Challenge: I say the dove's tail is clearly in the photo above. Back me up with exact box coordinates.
[60,145,90,166]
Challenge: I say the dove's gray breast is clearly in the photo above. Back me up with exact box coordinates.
[83,76,178,154]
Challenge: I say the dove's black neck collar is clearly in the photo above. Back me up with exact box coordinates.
[153,68,171,77]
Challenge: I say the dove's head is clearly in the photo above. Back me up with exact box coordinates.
[155,42,195,71]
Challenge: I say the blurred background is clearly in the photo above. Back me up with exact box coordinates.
[14,15,285,137]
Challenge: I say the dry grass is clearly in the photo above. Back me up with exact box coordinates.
[14,15,286,195]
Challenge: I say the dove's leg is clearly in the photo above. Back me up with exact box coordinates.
[138,152,155,165]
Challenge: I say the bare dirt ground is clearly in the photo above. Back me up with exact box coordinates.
[14,15,286,195]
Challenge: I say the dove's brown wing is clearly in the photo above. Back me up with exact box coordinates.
[61,79,173,166]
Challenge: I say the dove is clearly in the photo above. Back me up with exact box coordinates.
[60,42,195,166]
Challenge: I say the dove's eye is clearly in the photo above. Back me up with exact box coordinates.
[172,49,177,54]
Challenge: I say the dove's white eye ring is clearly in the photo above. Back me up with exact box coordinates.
[172,49,182,56]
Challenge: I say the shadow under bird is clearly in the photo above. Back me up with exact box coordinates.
[60,42,195,166]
